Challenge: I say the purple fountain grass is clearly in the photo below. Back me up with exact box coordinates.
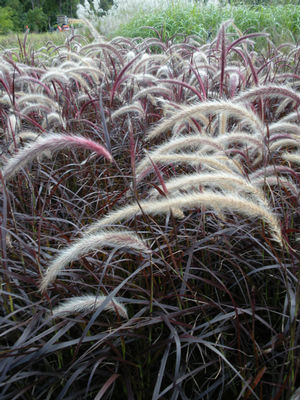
[219,132,263,151]
[146,100,265,140]
[218,113,227,135]
[135,152,241,184]
[141,132,262,166]
[111,101,145,120]
[282,151,300,164]
[6,114,19,140]
[84,191,283,246]
[110,52,142,105]
[66,71,94,89]
[275,98,293,117]
[226,32,268,55]
[233,85,300,106]
[1,133,112,181]
[135,134,228,177]
[280,112,300,123]
[217,20,228,97]
[20,104,53,116]
[52,50,83,63]
[157,78,204,101]
[132,86,174,102]
[66,66,105,83]
[15,76,52,97]
[79,42,113,56]
[40,230,151,292]
[269,138,300,153]
[133,54,168,74]
[7,131,40,153]
[80,42,125,66]
[119,74,159,98]
[0,25,298,398]
[268,122,300,136]
[253,176,299,198]
[148,171,269,207]
[249,165,300,181]
[41,112,66,129]
[52,294,128,319]
[137,37,167,53]
[40,69,71,85]
[17,93,58,110]
[186,63,208,100]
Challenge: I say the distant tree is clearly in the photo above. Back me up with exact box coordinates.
[6,0,24,31]
[0,7,14,33]
[25,7,47,32]
[43,0,81,27]
[0,0,112,32]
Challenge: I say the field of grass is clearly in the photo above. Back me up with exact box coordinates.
[0,32,67,54]
[0,1,299,50]
[0,6,299,400]
[101,1,300,46]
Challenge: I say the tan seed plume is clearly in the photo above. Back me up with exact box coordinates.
[146,101,264,140]
[52,295,128,319]
[40,230,150,292]
[136,153,241,184]
[148,172,269,206]
[282,152,300,164]
[84,192,283,245]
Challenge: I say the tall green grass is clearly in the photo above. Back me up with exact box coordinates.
[110,3,300,44]
[0,32,67,52]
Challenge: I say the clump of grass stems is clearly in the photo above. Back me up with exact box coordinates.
[0,20,298,400]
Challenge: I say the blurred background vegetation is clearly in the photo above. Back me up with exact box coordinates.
[0,0,298,34]
[0,0,114,33]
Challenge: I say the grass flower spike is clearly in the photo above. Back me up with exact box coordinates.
[1,133,112,181]
[40,230,151,291]
[52,295,128,319]
[85,192,283,245]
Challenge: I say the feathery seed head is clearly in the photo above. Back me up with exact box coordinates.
[146,100,264,140]
[282,151,300,164]
[1,133,112,182]
[85,192,283,246]
[234,85,300,106]
[40,230,151,292]
[52,295,128,319]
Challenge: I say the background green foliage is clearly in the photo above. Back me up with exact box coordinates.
[0,0,114,32]
[0,0,298,34]
[0,7,14,34]
[112,3,300,45]
[25,8,48,32]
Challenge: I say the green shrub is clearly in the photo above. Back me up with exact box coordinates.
[0,7,14,34]
[25,7,48,33]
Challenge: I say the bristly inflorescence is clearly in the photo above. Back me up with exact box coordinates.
[39,230,151,292]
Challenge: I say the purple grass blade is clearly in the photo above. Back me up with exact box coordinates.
[99,87,111,153]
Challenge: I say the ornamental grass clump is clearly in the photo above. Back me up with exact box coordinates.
[0,21,299,400]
